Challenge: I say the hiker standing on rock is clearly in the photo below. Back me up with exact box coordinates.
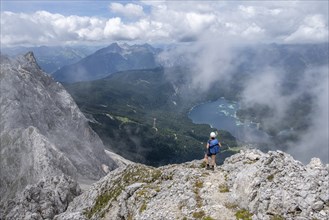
[205,132,221,170]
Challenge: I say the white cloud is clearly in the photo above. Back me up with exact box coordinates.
[104,17,150,40]
[284,14,328,43]
[185,12,216,33]
[110,3,144,18]
[242,23,265,37]
[0,1,328,46]
[1,10,106,45]
[239,5,256,17]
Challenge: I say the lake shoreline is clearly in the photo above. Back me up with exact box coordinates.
[188,97,271,144]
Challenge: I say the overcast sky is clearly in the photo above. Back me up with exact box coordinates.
[1,0,328,47]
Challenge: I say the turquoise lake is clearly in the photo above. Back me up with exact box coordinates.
[188,98,270,144]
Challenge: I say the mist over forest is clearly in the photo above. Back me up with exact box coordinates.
[1,1,328,164]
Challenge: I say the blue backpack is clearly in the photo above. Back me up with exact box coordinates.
[208,139,220,154]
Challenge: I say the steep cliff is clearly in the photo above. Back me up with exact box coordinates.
[222,149,328,220]
[0,52,118,213]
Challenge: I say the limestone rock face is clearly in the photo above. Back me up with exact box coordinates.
[55,162,236,220]
[0,53,118,214]
[56,150,328,220]
[221,149,329,220]
[1,175,81,220]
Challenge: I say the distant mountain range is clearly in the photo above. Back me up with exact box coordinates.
[1,45,100,73]
[53,43,161,83]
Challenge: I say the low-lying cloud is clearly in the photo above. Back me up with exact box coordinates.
[159,36,328,164]
[286,67,328,163]
[240,63,328,163]
[241,68,290,126]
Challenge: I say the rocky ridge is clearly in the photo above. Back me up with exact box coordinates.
[55,160,235,220]
[222,149,329,220]
[56,149,328,220]
[0,52,119,218]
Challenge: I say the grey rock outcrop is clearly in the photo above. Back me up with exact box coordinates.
[56,149,328,220]
[2,175,81,220]
[0,53,118,215]
[221,149,329,220]
[55,162,236,220]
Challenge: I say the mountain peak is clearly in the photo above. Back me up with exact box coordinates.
[92,43,122,55]
[13,51,43,72]
[24,51,37,64]
[53,43,160,83]
[105,42,122,53]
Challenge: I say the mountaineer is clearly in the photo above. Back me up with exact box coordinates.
[204,131,221,170]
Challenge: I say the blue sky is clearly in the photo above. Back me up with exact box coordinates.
[1,0,120,17]
[1,1,328,46]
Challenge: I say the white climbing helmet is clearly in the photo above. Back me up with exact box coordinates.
[210,132,216,138]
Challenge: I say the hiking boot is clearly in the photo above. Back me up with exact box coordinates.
[206,164,211,170]
[211,166,215,171]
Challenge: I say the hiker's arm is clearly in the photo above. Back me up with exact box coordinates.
[206,142,209,149]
